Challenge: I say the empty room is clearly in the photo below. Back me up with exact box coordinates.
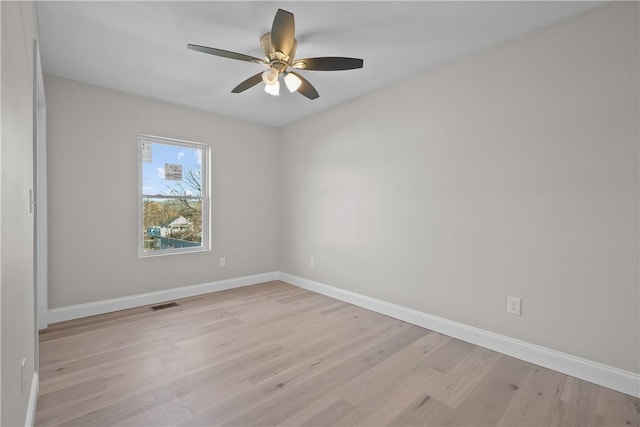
[1,1,638,426]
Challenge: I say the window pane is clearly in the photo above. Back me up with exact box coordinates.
[142,142,202,197]
[142,197,203,252]
[139,136,209,256]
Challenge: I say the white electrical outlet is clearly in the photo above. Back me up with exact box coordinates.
[507,297,522,316]
[21,357,26,395]
[29,189,34,214]
[219,257,226,267]
[309,257,315,268]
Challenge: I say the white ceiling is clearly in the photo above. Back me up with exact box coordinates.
[36,1,603,127]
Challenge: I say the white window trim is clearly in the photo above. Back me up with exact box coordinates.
[137,134,211,258]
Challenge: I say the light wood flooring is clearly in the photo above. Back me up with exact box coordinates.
[36,281,639,426]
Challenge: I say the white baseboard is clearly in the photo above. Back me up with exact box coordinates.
[25,372,38,427]
[47,271,279,324]
[278,272,640,398]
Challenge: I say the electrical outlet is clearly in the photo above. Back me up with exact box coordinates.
[309,257,315,268]
[507,297,522,316]
[29,189,34,214]
[219,257,226,267]
[21,357,26,395]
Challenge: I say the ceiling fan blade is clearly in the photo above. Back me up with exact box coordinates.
[271,9,295,56]
[292,57,364,71]
[187,44,265,64]
[231,72,264,93]
[290,71,319,100]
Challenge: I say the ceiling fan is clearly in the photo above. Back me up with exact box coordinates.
[187,8,364,100]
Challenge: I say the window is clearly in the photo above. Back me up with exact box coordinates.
[138,135,210,256]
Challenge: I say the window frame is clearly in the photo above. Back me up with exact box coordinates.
[137,134,211,258]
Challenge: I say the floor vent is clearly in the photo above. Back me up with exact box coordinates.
[150,302,178,311]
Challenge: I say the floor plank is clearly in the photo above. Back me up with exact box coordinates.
[35,280,639,426]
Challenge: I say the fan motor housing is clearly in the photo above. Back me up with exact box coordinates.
[261,32,296,67]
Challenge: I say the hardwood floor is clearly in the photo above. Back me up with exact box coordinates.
[35,281,639,426]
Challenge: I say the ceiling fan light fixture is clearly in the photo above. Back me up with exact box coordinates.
[284,72,302,92]
[264,80,280,96]
[188,9,363,100]
[262,68,279,85]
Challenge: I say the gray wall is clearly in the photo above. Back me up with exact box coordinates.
[1,1,39,425]
[45,75,280,308]
[279,3,639,373]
